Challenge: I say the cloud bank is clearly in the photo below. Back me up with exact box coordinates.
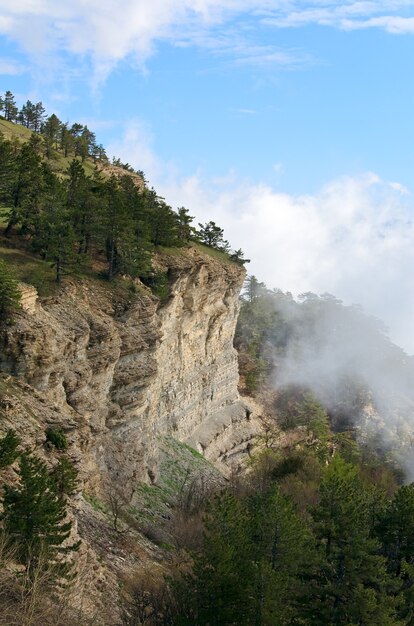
[172,173,414,353]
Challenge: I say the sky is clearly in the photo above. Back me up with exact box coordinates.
[1,1,414,352]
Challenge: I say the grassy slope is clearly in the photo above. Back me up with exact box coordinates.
[0,244,57,297]
[0,119,240,297]
[0,117,97,178]
[0,118,32,141]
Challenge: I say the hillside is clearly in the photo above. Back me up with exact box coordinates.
[0,110,256,623]
[1,103,414,625]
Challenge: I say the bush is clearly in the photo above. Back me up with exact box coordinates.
[45,427,68,450]
[141,270,170,303]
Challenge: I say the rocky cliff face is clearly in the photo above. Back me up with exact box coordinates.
[0,247,258,501]
[0,246,264,622]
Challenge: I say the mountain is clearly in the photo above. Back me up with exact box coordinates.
[1,103,414,625]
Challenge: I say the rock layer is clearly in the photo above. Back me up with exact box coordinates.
[1,247,257,497]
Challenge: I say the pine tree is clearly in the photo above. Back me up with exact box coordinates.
[3,91,18,122]
[229,248,250,264]
[34,176,79,282]
[32,102,45,132]
[0,429,21,469]
[78,126,96,161]
[5,134,45,236]
[300,456,399,626]
[42,114,62,158]
[0,133,17,210]
[2,452,80,581]
[247,486,316,626]
[197,221,230,251]
[60,122,74,157]
[176,207,195,242]
[144,189,181,247]
[177,491,255,625]
[101,175,134,279]
[118,174,152,274]
[379,484,414,576]
[91,143,108,162]
[50,457,78,498]
[242,275,267,303]
[17,100,36,128]
[66,159,96,256]
[377,484,414,622]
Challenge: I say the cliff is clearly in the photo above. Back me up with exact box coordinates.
[0,245,260,621]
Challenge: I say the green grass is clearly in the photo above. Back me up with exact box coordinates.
[0,244,58,297]
[0,118,32,142]
[193,242,237,265]
[47,150,98,178]
[181,442,205,459]
[0,117,100,179]
[156,245,189,257]
[83,492,110,515]
[131,436,220,527]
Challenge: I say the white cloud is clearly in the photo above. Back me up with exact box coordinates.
[107,118,175,183]
[262,1,414,32]
[234,108,257,114]
[0,57,25,74]
[342,15,414,33]
[154,170,414,357]
[0,1,413,81]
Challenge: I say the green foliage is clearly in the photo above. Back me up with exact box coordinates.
[235,276,288,393]
[50,457,78,497]
[175,491,255,625]
[176,207,195,242]
[196,220,230,251]
[0,429,20,468]
[299,456,399,626]
[168,416,414,626]
[2,452,80,581]
[229,247,250,264]
[45,427,68,450]
[0,132,17,208]
[1,93,226,291]
[142,270,170,303]
[174,485,317,626]
[0,259,21,319]
[3,91,18,122]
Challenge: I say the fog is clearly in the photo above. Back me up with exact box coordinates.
[261,290,414,478]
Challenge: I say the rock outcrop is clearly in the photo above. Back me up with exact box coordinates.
[0,246,262,621]
[1,247,258,497]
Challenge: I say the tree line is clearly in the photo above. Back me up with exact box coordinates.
[0,90,109,164]
[0,128,247,288]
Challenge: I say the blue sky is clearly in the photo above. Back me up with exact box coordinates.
[1,1,414,351]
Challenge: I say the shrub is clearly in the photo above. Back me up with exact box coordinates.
[45,427,68,450]
[141,270,170,303]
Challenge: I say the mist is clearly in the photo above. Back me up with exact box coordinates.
[258,290,414,479]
